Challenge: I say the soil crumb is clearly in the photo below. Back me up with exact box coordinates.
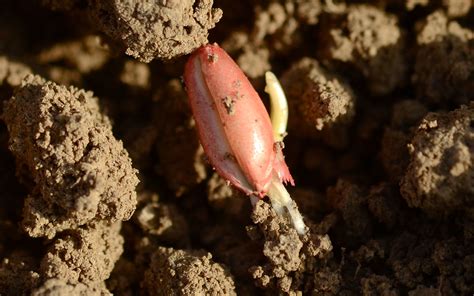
[281,57,355,132]
[318,4,406,95]
[36,35,110,86]
[32,278,110,296]
[0,252,41,295]
[442,0,472,17]
[252,0,322,52]
[248,200,333,294]
[2,74,139,238]
[401,102,474,216]
[41,221,123,286]
[413,11,474,106]
[142,247,237,296]
[88,0,222,62]
[380,100,428,182]
[207,173,248,218]
[136,201,190,246]
[0,57,32,91]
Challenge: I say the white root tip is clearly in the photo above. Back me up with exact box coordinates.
[267,178,307,235]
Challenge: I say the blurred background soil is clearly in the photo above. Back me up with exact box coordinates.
[0,0,473,295]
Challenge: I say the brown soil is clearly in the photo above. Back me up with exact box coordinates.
[0,0,473,295]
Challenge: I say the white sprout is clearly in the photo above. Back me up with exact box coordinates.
[265,71,288,143]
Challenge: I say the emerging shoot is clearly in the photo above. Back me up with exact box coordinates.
[265,71,288,143]
[184,44,307,234]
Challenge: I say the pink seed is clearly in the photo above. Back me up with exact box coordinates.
[183,43,293,198]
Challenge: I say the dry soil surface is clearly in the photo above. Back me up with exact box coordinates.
[0,0,473,295]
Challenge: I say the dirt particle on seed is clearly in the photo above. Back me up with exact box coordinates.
[223,152,237,162]
[208,53,218,63]
[222,96,236,115]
